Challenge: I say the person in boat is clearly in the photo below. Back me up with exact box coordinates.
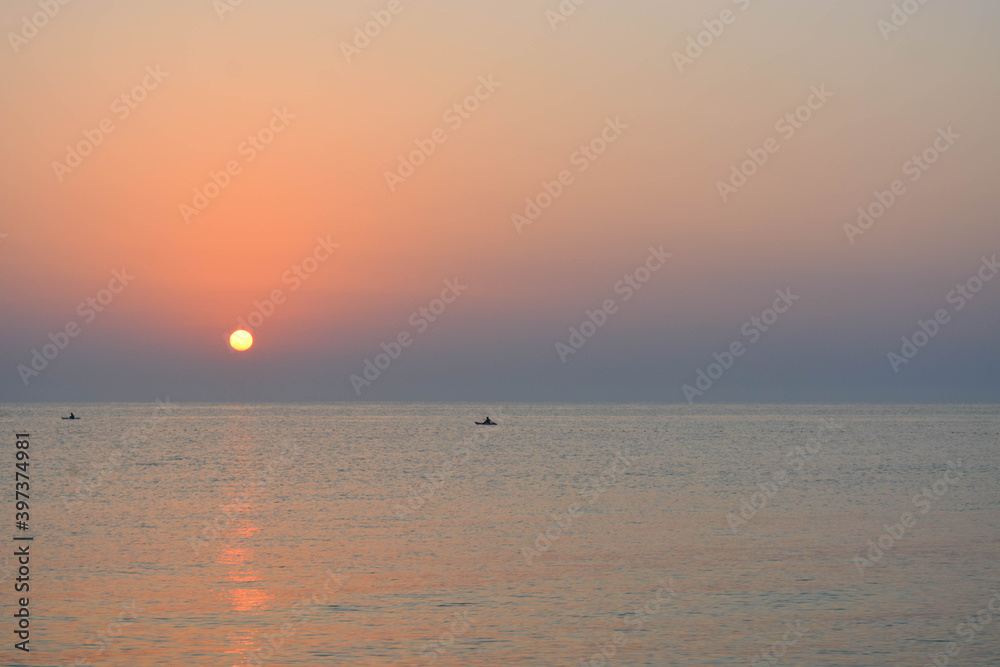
[69,412,75,419]
[482,417,494,425]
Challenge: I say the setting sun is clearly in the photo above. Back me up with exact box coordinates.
[229,329,253,352]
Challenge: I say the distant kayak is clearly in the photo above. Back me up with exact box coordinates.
[61,417,81,420]
[475,421,497,426]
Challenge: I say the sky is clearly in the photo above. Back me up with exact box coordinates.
[1,0,998,403]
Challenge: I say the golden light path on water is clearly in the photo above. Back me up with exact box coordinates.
[218,425,273,666]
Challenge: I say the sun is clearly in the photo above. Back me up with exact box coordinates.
[229,329,254,352]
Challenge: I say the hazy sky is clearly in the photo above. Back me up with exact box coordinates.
[1,0,998,402]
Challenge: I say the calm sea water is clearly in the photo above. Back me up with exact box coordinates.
[1,403,998,666]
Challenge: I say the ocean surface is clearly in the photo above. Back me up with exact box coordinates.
[1,403,998,666]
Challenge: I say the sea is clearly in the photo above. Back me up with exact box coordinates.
[1,403,998,666]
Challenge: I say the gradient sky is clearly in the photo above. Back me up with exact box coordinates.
[1,0,998,402]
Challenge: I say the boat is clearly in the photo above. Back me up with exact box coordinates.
[475,420,497,426]
[62,415,80,420]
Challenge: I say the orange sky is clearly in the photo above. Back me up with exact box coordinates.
[1,0,999,401]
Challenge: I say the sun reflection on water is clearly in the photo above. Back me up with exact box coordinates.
[216,420,276,665]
